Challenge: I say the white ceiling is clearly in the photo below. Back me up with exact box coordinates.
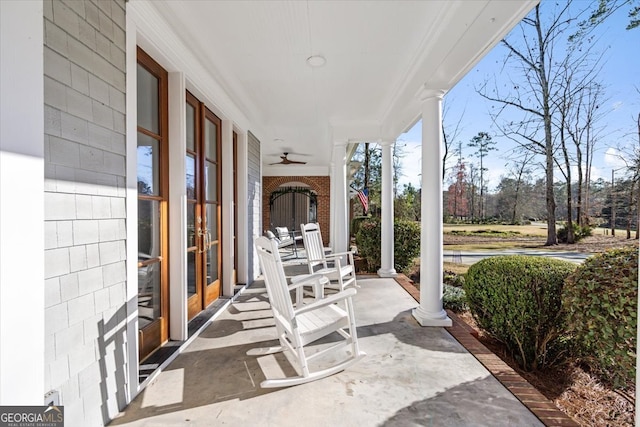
[149,0,537,171]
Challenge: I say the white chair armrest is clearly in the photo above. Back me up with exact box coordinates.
[324,251,354,259]
[290,273,325,286]
[289,273,326,298]
[294,288,357,315]
[324,251,354,265]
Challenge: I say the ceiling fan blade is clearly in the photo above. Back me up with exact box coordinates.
[268,152,307,165]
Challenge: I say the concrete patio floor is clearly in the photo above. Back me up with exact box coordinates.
[111,268,543,427]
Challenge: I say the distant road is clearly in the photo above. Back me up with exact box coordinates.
[443,249,590,265]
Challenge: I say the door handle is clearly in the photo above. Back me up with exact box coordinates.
[198,228,205,254]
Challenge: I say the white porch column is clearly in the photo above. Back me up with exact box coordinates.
[221,120,235,296]
[329,162,336,248]
[331,143,349,254]
[378,140,397,277]
[0,0,44,404]
[167,72,187,340]
[236,131,249,285]
[413,90,452,327]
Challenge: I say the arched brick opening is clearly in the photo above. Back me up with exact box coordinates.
[263,176,331,245]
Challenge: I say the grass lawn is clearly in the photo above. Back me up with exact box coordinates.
[443,223,548,236]
[444,241,541,251]
[443,261,469,275]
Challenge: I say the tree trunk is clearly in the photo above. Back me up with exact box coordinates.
[535,6,557,245]
[576,144,584,227]
[630,178,637,239]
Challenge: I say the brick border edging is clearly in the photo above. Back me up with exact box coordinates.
[393,274,579,427]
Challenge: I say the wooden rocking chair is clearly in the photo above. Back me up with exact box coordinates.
[249,236,365,388]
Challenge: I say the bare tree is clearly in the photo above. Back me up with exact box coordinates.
[620,112,640,239]
[466,163,480,221]
[478,2,601,245]
[506,150,535,224]
[442,99,466,181]
[554,44,606,243]
[636,112,640,239]
[564,81,608,227]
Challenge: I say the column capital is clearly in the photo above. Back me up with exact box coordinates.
[379,139,396,147]
[332,140,348,148]
[416,86,446,102]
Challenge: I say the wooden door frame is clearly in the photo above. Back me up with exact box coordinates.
[202,106,222,307]
[137,47,170,361]
[185,91,223,315]
[186,91,204,320]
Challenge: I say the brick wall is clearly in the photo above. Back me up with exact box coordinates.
[43,1,127,425]
[263,176,331,245]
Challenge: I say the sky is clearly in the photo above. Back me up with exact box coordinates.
[395,3,639,192]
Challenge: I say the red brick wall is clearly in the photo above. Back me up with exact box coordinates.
[263,176,331,245]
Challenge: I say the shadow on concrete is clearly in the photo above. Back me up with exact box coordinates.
[357,310,467,355]
[381,376,543,427]
[110,280,469,425]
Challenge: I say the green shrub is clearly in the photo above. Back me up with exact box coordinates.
[393,220,421,272]
[355,218,421,273]
[443,284,467,312]
[557,223,593,243]
[350,215,370,237]
[464,255,576,370]
[563,246,638,389]
[443,271,465,287]
[355,220,381,272]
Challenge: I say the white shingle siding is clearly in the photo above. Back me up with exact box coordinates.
[43,1,127,426]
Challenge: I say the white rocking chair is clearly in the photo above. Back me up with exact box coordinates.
[249,235,365,388]
[300,222,357,291]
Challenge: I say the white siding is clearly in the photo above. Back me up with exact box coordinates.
[43,0,128,425]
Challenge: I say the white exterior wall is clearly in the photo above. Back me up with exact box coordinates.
[0,0,45,405]
[42,0,128,425]
[247,132,262,282]
[3,0,271,423]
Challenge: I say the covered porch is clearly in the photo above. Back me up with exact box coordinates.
[0,1,548,424]
[110,273,543,426]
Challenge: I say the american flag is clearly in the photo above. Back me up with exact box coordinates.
[357,188,369,214]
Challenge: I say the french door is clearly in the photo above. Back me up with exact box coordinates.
[186,92,222,320]
[137,48,169,361]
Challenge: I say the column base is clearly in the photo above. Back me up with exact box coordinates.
[377,268,397,278]
[412,307,452,327]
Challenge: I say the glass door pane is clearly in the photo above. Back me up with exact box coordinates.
[137,133,160,195]
[186,94,202,320]
[136,64,159,133]
[137,48,168,362]
[205,118,218,161]
[138,262,161,328]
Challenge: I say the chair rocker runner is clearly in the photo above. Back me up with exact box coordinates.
[300,222,357,291]
[249,236,365,388]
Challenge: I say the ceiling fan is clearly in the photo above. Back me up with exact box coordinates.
[270,152,307,165]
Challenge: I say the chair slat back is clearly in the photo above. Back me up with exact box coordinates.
[275,227,291,242]
[254,236,295,320]
[300,223,327,270]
